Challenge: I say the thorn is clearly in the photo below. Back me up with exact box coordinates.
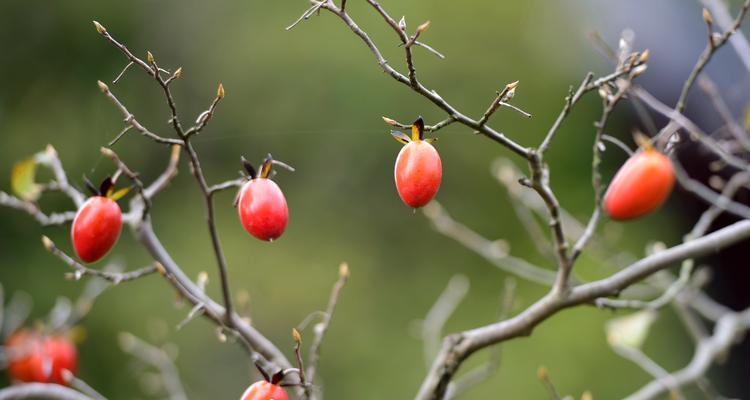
[93,21,107,35]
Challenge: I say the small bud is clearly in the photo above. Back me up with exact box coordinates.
[292,328,302,344]
[147,51,155,64]
[45,144,57,157]
[638,49,649,64]
[97,80,109,93]
[382,116,398,126]
[711,32,722,45]
[703,8,713,25]
[217,83,225,99]
[503,80,519,101]
[174,67,183,80]
[631,64,648,77]
[100,147,115,158]
[196,271,208,290]
[581,391,593,400]
[118,332,136,351]
[416,20,431,34]
[216,327,227,343]
[339,262,350,279]
[170,144,181,163]
[154,261,167,276]
[398,16,406,30]
[41,235,54,251]
[61,369,74,384]
[597,86,610,100]
[93,21,107,35]
[537,366,548,381]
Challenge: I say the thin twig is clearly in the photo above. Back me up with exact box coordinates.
[304,263,349,398]
[42,236,157,284]
[118,332,188,400]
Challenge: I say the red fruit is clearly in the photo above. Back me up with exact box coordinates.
[6,330,78,385]
[240,380,288,400]
[237,156,289,241]
[604,147,675,220]
[392,117,442,208]
[71,196,122,263]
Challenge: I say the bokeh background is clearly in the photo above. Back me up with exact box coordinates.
[1,0,749,398]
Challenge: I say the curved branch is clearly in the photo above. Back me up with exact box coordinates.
[0,384,95,400]
[416,219,750,399]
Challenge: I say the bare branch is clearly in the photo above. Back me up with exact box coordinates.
[423,202,557,285]
[0,192,76,226]
[422,275,470,368]
[119,332,187,400]
[34,145,86,207]
[304,263,349,398]
[416,219,750,399]
[624,308,750,400]
[143,144,182,199]
[96,82,182,146]
[0,383,95,400]
[674,0,750,114]
[42,235,157,284]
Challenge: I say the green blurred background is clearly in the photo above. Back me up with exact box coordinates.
[0,0,724,398]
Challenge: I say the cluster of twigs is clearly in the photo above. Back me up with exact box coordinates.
[0,19,349,400]
[2,0,750,398]
[285,0,750,399]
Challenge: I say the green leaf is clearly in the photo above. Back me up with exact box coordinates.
[11,158,41,201]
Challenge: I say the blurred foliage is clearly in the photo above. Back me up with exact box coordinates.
[0,1,697,399]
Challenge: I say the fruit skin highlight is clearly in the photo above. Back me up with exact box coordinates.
[237,155,289,242]
[391,117,442,208]
[240,380,289,400]
[6,330,78,385]
[604,145,675,221]
[71,195,122,263]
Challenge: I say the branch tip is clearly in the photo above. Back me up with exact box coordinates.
[41,235,54,251]
[339,262,350,279]
[97,80,109,93]
[537,366,548,380]
[382,116,398,126]
[93,20,106,35]
[639,49,650,64]
[417,20,431,34]
[100,147,115,158]
[703,8,714,26]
